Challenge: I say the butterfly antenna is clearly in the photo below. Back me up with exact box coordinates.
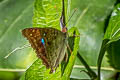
[4,44,31,59]
[60,0,66,29]
[62,0,66,26]
[65,8,77,26]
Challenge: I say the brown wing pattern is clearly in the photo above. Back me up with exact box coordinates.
[22,27,67,71]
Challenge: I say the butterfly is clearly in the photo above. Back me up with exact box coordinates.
[22,27,67,72]
[22,0,68,73]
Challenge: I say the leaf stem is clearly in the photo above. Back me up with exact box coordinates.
[77,52,97,79]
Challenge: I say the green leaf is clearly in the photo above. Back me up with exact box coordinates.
[19,73,25,80]
[68,0,116,79]
[104,4,120,42]
[0,0,35,72]
[33,0,62,29]
[25,59,45,80]
[0,71,18,80]
[0,0,36,79]
[69,0,116,66]
[105,4,120,71]
[25,59,61,80]
[107,40,120,70]
[97,3,120,80]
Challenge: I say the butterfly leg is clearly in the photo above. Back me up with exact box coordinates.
[67,44,72,54]
[63,52,68,62]
[50,67,54,73]
[63,43,73,62]
[50,65,59,73]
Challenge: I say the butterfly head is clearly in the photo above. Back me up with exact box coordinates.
[62,26,67,33]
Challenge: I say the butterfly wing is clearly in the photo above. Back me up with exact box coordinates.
[22,27,67,71]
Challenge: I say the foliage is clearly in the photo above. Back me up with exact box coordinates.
[97,3,120,80]
[0,0,120,80]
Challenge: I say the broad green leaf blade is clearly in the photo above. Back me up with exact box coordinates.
[68,0,116,79]
[97,3,120,80]
[69,0,115,79]
[69,0,116,66]
[33,0,62,30]
[25,59,46,80]
[104,4,120,72]
[0,71,19,80]
[0,0,35,69]
[25,59,61,80]
[104,4,120,42]
[107,40,120,70]
[0,0,36,79]
[105,4,120,71]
